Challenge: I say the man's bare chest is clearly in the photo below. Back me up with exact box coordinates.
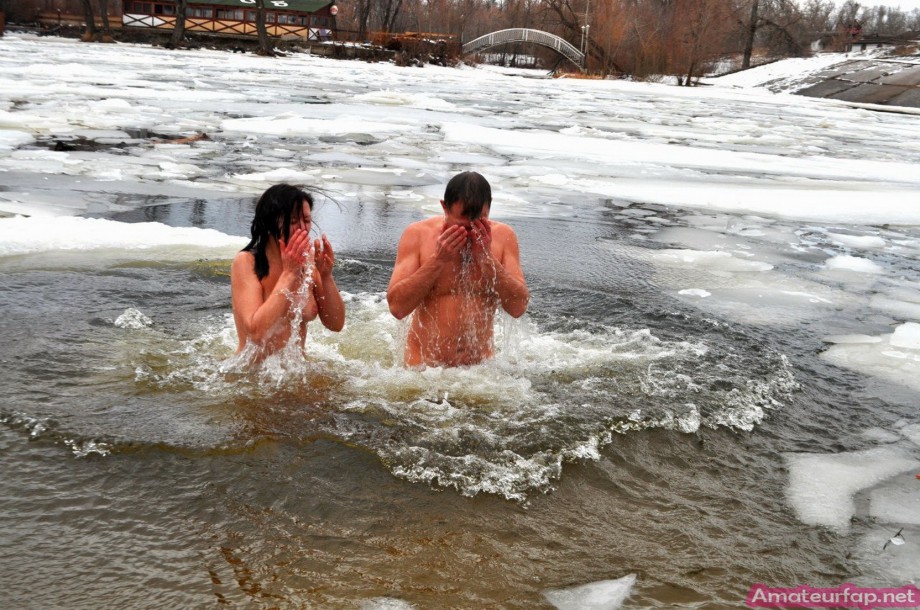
[423,246,500,297]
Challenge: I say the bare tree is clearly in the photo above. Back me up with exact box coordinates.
[741,0,759,68]
[667,0,734,85]
[835,0,862,30]
[171,0,189,47]
[908,9,920,31]
[254,0,275,56]
[800,0,836,34]
[97,0,114,41]
[79,0,97,42]
[356,0,372,39]
[327,0,912,79]
[381,0,405,33]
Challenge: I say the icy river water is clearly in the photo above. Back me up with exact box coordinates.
[1,34,920,608]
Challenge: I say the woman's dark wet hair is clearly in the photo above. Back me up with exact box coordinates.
[443,171,492,220]
[242,183,313,280]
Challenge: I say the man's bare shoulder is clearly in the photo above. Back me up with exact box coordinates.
[488,220,519,243]
[488,219,516,233]
[416,216,445,231]
[400,217,442,241]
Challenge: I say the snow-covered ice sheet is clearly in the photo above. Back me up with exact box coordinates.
[0,216,242,257]
[2,32,920,391]
[3,33,920,223]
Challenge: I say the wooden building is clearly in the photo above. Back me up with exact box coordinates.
[12,0,336,41]
[123,0,336,40]
[8,0,119,25]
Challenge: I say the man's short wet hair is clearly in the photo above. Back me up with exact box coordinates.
[443,171,492,220]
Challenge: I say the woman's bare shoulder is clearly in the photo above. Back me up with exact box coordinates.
[231,250,255,275]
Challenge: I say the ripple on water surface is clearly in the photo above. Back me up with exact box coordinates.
[2,286,796,503]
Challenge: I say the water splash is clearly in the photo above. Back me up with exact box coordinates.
[114,307,153,329]
[1,411,112,457]
[221,247,319,386]
[22,291,797,500]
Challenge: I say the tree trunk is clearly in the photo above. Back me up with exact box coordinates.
[97,0,113,41]
[171,0,188,46]
[255,0,275,56]
[385,0,404,33]
[357,0,371,40]
[80,0,96,41]
[381,0,404,33]
[742,0,759,69]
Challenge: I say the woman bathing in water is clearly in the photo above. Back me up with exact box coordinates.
[231,184,345,355]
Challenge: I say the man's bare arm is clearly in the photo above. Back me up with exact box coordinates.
[493,229,529,317]
[387,222,467,320]
[472,220,529,318]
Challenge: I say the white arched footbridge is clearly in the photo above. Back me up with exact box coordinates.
[462,28,585,70]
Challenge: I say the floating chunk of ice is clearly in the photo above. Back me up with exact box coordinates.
[535,173,570,186]
[869,294,920,321]
[0,216,243,257]
[88,98,134,113]
[823,334,883,344]
[230,167,320,184]
[890,323,920,350]
[544,574,637,610]
[822,330,920,392]
[0,128,34,150]
[678,289,711,298]
[358,598,416,610]
[784,447,920,530]
[220,113,411,137]
[824,255,884,274]
[156,161,203,180]
[779,290,832,304]
[651,249,773,272]
[860,427,903,443]
[353,90,456,111]
[826,232,886,249]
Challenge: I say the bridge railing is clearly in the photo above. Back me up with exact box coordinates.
[462,28,584,69]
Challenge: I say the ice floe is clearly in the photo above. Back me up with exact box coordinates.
[784,446,920,530]
[544,575,637,610]
[0,216,243,257]
[824,255,885,274]
[826,232,887,250]
[822,323,920,392]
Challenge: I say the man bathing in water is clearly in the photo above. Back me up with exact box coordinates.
[231,184,345,355]
[387,171,529,367]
